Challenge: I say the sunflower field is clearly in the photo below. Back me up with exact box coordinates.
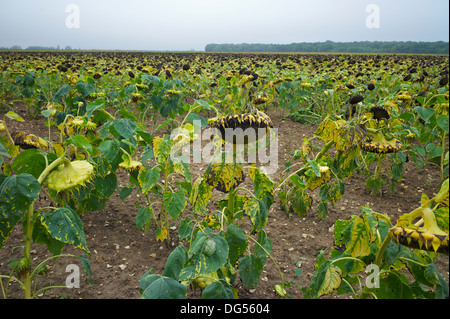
[0,51,448,299]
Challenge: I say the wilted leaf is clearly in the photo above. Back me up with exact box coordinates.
[190,177,214,216]
[206,162,245,193]
[343,214,376,258]
[316,263,342,297]
[153,136,174,164]
[238,254,265,289]
[243,198,268,233]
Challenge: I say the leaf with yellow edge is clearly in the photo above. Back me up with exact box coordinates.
[434,178,448,206]
[153,136,173,164]
[243,198,268,233]
[343,215,375,258]
[316,263,342,297]
[206,162,245,193]
[155,224,168,242]
[5,111,25,122]
[190,177,214,216]
[300,138,312,163]
[315,115,346,142]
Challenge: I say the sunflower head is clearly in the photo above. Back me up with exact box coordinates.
[210,110,273,145]
[119,159,143,173]
[396,91,412,102]
[12,131,48,150]
[360,131,402,154]
[306,165,331,190]
[349,94,364,105]
[69,116,97,130]
[47,159,94,193]
[369,106,390,121]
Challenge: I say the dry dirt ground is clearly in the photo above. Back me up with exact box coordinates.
[0,102,448,299]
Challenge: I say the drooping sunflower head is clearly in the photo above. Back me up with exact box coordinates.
[69,116,97,131]
[12,131,48,150]
[306,165,332,191]
[349,94,364,105]
[47,159,94,193]
[359,131,402,154]
[253,96,268,105]
[369,106,390,122]
[210,110,273,145]
[118,160,143,173]
[396,91,412,102]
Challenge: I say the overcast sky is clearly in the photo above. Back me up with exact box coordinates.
[0,0,448,50]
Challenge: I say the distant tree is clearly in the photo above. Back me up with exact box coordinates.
[205,41,449,54]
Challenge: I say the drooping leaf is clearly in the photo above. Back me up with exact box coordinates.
[315,115,346,142]
[372,272,413,299]
[67,134,94,155]
[139,271,187,299]
[254,230,272,260]
[99,139,121,166]
[414,106,435,121]
[155,223,168,242]
[328,180,345,205]
[179,231,229,281]
[206,161,245,193]
[315,263,342,297]
[31,215,65,255]
[136,205,153,232]
[224,225,247,265]
[290,188,313,216]
[138,166,161,194]
[0,173,41,246]
[52,84,72,102]
[238,254,265,289]
[243,198,268,233]
[201,280,235,299]
[153,136,174,164]
[190,177,214,216]
[85,97,105,119]
[163,245,188,280]
[75,79,96,99]
[163,189,187,220]
[343,214,376,258]
[248,166,274,208]
[5,111,25,122]
[40,206,89,254]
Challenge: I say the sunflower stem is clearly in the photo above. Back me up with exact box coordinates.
[226,188,236,226]
[358,235,392,299]
[23,155,67,299]
[440,131,446,181]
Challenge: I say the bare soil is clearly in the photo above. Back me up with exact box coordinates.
[0,102,448,299]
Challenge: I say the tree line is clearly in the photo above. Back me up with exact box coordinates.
[205,41,449,54]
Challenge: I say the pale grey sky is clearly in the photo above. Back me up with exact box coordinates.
[0,0,448,50]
